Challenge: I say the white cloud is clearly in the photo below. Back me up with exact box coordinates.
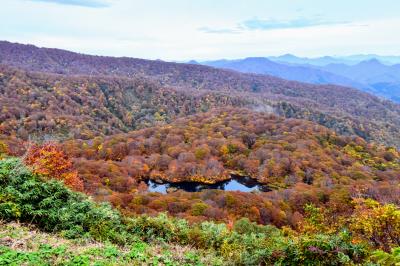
[26,0,110,8]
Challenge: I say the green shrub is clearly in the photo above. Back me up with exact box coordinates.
[233,217,277,235]
[126,213,190,243]
[279,231,368,265]
[190,202,209,216]
[370,247,400,266]
[0,158,131,244]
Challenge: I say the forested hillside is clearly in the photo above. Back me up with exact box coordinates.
[2,107,399,229]
[0,65,254,140]
[62,108,400,226]
[1,45,400,147]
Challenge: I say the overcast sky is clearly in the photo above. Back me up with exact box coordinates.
[1,0,400,60]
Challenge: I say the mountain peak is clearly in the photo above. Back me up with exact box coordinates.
[278,53,299,59]
[187,60,199,64]
[243,57,272,62]
[358,58,383,66]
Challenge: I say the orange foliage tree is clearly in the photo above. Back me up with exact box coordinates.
[24,142,84,191]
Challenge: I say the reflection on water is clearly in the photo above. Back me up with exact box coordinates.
[145,176,270,194]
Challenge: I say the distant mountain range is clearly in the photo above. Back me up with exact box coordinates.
[266,54,400,66]
[201,56,400,102]
[202,57,367,90]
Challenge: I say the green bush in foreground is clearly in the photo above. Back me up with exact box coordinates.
[0,158,131,245]
[0,157,379,265]
[370,247,400,266]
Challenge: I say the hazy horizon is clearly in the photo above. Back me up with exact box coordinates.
[4,40,400,63]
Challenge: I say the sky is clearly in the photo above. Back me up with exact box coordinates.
[1,0,400,60]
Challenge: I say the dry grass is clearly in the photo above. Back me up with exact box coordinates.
[0,221,103,252]
[0,221,223,265]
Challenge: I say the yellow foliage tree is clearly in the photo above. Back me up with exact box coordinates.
[350,198,400,251]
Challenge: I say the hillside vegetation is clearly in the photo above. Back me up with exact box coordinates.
[1,157,399,265]
[66,107,400,185]
[1,107,399,231]
[1,42,400,147]
[57,108,400,228]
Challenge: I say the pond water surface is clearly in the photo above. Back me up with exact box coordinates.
[145,176,270,194]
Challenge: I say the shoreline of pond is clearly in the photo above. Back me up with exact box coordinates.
[144,175,271,194]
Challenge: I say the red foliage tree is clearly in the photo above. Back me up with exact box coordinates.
[24,142,84,192]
